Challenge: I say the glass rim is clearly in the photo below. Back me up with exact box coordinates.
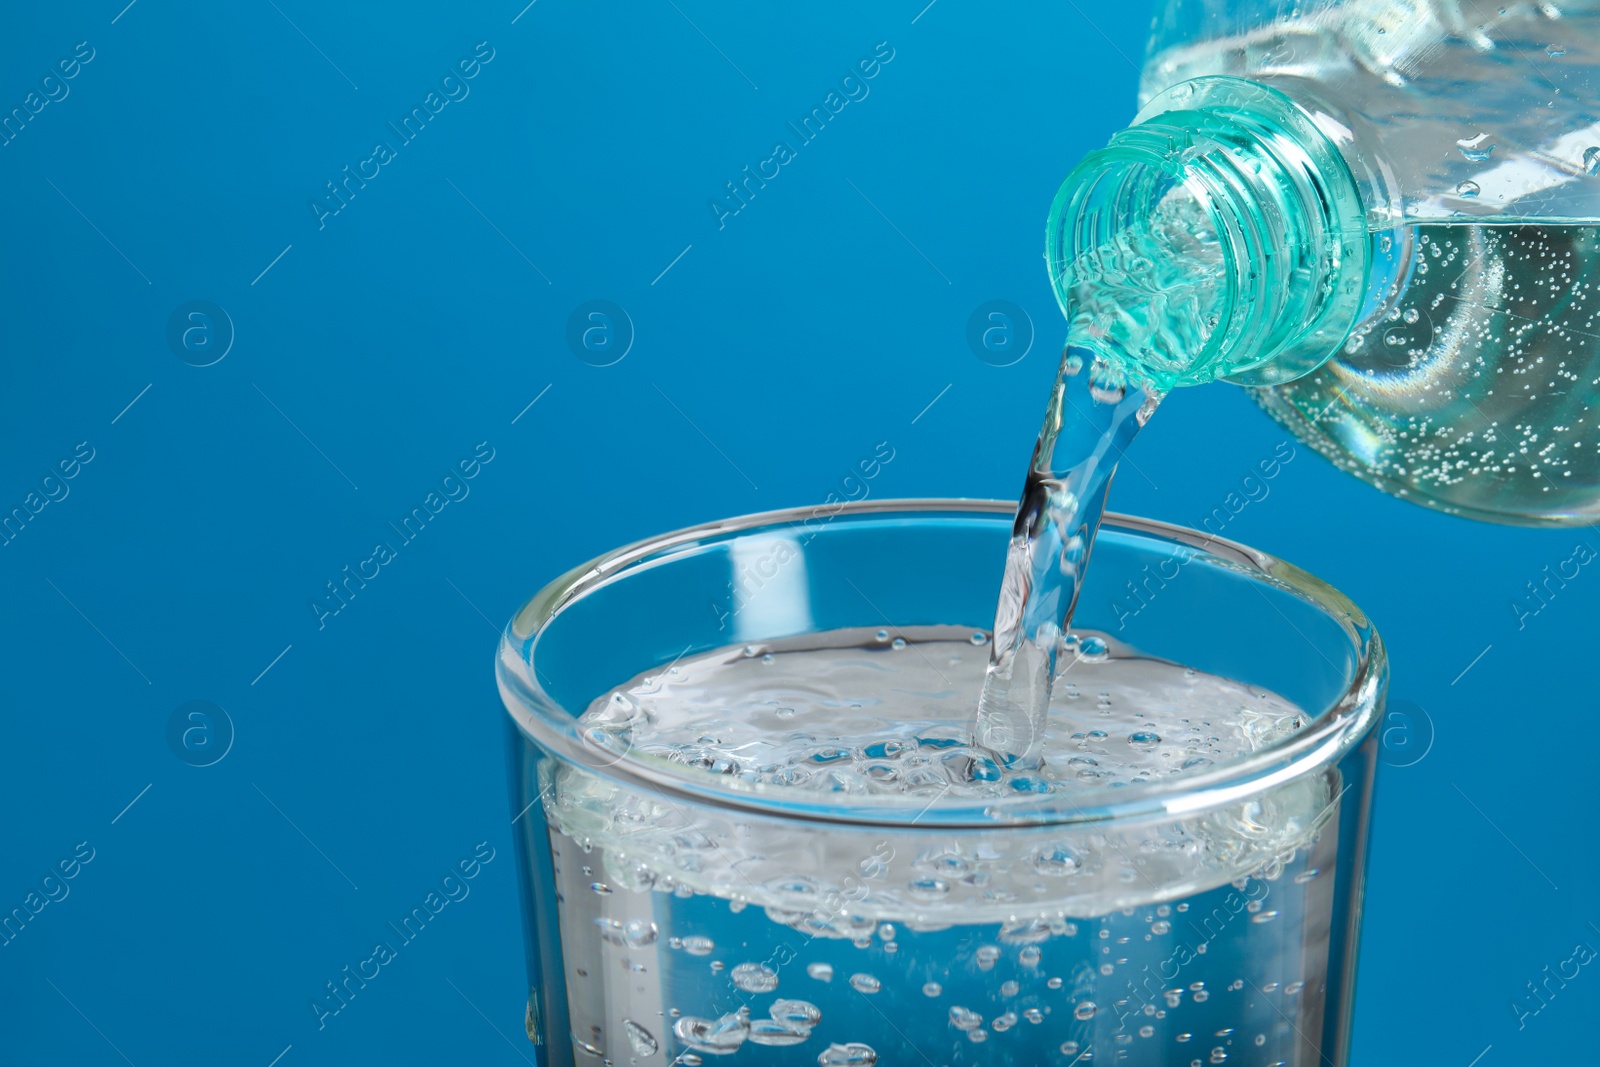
[497,497,1386,830]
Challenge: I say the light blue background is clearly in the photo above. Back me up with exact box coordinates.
[0,2,1589,1064]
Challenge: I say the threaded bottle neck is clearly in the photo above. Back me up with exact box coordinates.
[1046,77,1369,391]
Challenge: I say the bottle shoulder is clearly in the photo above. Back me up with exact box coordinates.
[1143,0,1600,224]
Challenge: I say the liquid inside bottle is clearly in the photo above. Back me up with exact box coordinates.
[1142,0,1600,523]
[1259,223,1600,523]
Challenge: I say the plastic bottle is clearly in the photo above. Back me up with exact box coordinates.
[1048,0,1600,525]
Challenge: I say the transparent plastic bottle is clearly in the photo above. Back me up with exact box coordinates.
[1048,0,1600,525]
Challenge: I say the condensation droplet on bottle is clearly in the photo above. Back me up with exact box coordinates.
[1584,146,1600,175]
[1455,180,1481,198]
[1455,132,1495,161]
[1547,43,1567,56]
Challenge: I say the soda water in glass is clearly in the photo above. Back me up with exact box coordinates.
[500,501,1385,1066]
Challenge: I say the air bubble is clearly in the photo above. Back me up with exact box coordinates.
[1455,180,1481,198]
[594,917,659,948]
[674,1011,750,1055]
[807,962,834,982]
[624,1019,659,1056]
[1586,146,1600,175]
[849,973,881,994]
[748,1020,810,1047]
[771,999,823,1028]
[732,963,779,993]
[817,1041,878,1065]
[950,1006,983,1030]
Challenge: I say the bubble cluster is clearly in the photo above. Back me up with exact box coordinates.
[1262,224,1600,522]
[673,1000,826,1056]
[576,628,1308,802]
[548,626,1344,1066]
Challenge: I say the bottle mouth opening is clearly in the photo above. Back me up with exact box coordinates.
[1046,135,1239,392]
[1046,77,1371,391]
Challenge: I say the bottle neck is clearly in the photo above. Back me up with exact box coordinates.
[1046,77,1370,391]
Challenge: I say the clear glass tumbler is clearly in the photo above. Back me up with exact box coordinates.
[499,500,1386,1067]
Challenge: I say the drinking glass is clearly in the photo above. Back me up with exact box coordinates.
[499,499,1386,1066]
